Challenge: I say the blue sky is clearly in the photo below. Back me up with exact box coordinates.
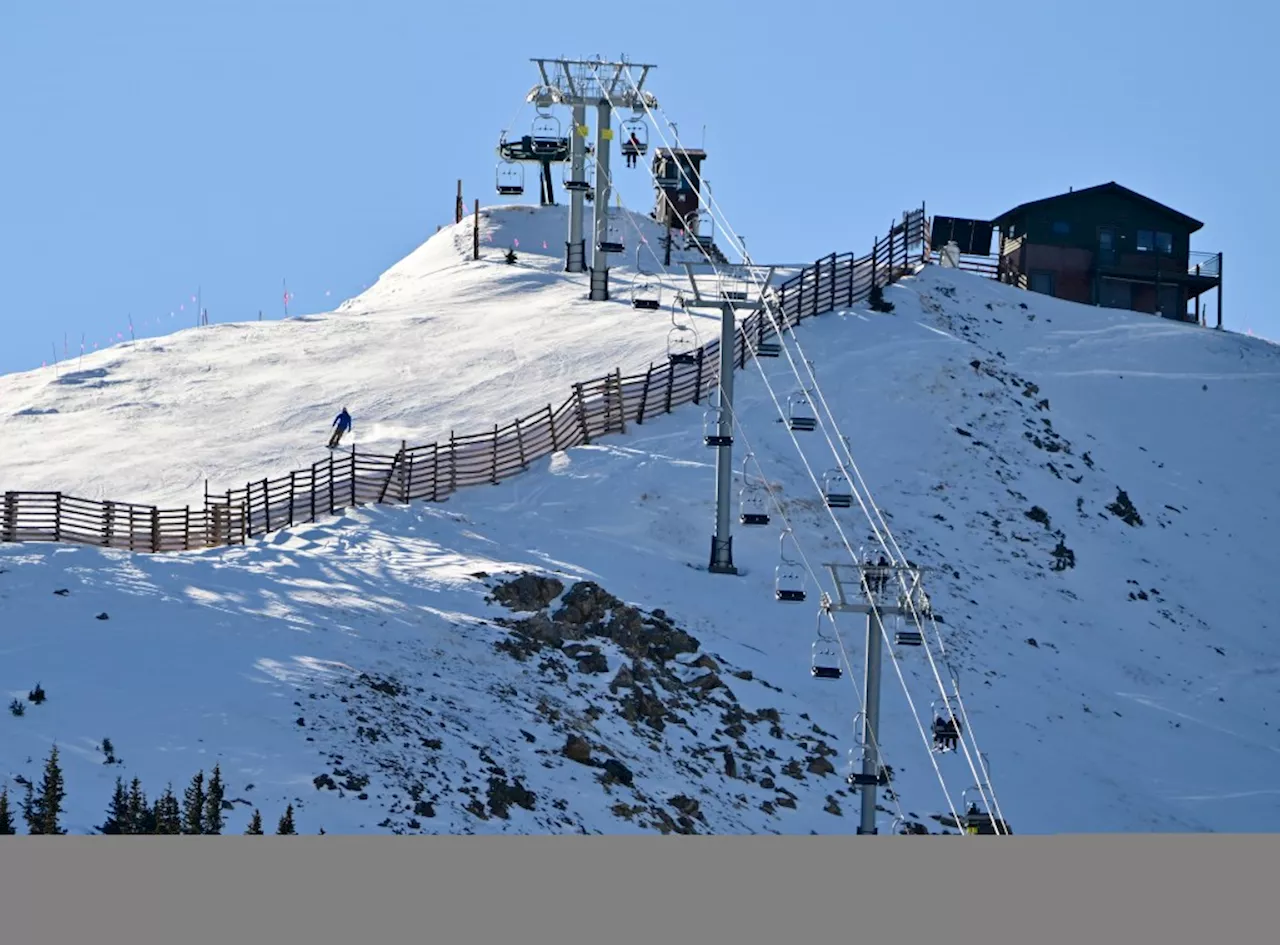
[1,0,1274,375]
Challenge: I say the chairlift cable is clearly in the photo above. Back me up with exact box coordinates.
[616,78,1005,829]
[600,79,980,829]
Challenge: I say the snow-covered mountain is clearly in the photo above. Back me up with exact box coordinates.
[3,205,1279,836]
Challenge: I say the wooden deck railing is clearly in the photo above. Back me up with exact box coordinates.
[2,205,928,554]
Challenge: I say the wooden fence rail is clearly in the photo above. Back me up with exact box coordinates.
[1,205,930,554]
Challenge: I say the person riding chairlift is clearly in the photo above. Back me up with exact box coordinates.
[625,132,641,168]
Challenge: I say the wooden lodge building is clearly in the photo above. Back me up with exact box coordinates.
[930,182,1224,327]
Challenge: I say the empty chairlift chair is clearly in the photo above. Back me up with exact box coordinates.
[631,279,661,311]
[752,328,782,359]
[668,325,698,365]
[703,407,732,447]
[893,617,924,648]
[563,156,594,194]
[811,618,842,680]
[496,160,525,197]
[530,113,567,158]
[775,530,807,602]
[788,391,817,432]
[822,469,853,508]
[738,455,770,526]
[597,222,625,256]
[667,301,699,365]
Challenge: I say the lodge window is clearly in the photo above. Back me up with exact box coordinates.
[1030,271,1055,297]
[1052,221,1070,235]
[1136,229,1174,255]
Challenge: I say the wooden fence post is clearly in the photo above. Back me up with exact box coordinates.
[664,363,675,414]
[310,463,318,522]
[514,417,528,468]
[491,424,500,484]
[548,404,559,453]
[261,478,270,533]
[2,492,14,543]
[449,433,458,495]
[349,452,357,508]
[328,454,335,514]
[289,471,296,526]
[693,348,705,405]
[431,443,441,501]
[53,492,62,542]
[184,506,191,551]
[150,507,160,553]
[614,368,626,434]
[399,440,408,501]
[871,241,879,292]
[473,199,480,261]
[405,450,416,502]
[573,384,590,444]
[636,365,653,425]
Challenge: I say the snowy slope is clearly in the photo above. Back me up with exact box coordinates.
[5,261,1280,836]
[0,205,751,509]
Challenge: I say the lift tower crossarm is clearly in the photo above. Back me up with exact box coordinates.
[819,561,933,836]
[528,57,659,297]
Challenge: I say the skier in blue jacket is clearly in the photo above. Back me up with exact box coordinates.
[328,407,352,449]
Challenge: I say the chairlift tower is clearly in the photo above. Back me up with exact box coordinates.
[819,560,933,834]
[529,57,658,295]
[681,262,777,575]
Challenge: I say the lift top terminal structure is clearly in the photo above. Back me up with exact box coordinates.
[527,57,659,300]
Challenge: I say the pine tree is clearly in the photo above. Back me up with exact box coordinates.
[275,804,296,835]
[245,809,264,835]
[25,745,66,835]
[20,781,36,834]
[126,777,155,834]
[203,764,225,835]
[99,777,129,834]
[181,770,205,835]
[153,785,181,835]
[0,787,14,834]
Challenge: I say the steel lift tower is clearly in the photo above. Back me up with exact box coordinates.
[528,57,658,299]
[680,262,777,575]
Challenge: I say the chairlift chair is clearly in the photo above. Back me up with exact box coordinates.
[563,156,594,193]
[810,618,842,680]
[753,331,782,358]
[959,786,997,835]
[930,699,963,753]
[738,455,770,526]
[631,279,661,311]
[667,301,699,365]
[846,753,890,789]
[822,470,853,508]
[775,530,806,602]
[703,407,732,448]
[620,118,649,157]
[495,160,525,197]
[894,620,924,647]
[597,222,625,256]
[787,392,817,432]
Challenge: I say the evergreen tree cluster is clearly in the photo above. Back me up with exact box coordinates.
[0,745,307,836]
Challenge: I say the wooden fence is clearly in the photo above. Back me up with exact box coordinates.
[2,205,929,554]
